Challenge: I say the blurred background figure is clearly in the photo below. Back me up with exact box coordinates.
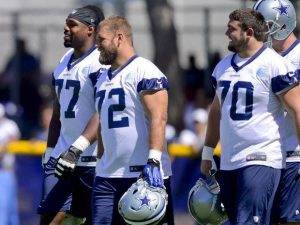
[180,108,208,151]
[0,38,43,139]
[0,103,20,225]
[182,54,206,103]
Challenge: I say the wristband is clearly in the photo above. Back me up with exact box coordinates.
[148,149,162,162]
[72,135,90,152]
[202,146,214,161]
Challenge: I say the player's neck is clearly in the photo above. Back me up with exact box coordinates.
[273,34,297,53]
[238,41,264,58]
[111,47,136,71]
[73,41,95,60]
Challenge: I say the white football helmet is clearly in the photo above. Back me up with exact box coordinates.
[188,177,227,225]
[118,179,168,225]
[253,0,296,43]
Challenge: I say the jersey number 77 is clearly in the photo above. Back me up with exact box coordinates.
[54,79,80,119]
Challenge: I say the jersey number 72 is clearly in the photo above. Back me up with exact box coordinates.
[96,88,129,129]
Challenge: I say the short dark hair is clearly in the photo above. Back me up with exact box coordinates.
[229,9,267,41]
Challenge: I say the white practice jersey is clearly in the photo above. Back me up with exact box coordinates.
[52,47,106,167]
[94,55,172,178]
[0,118,20,169]
[281,40,300,163]
[212,46,298,170]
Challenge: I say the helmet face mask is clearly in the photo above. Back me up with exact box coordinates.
[265,20,282,47]
[266,20,281,37]
[253,0,296,46]
[118,179,168,225]
[188,177,227,225]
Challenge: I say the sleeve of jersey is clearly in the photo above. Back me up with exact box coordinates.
[136,62,169,93]
[271,69,299,95]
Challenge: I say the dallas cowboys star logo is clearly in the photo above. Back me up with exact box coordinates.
[140,196,150,206]
[273,0,290,16]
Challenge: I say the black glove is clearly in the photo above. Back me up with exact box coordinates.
[55,146,82,178]
[141,158,163,188]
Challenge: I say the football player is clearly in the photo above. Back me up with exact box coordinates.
[37,5,106,225]
[201,9,300,225]
[254,0,300,224]
[92,16,174,225]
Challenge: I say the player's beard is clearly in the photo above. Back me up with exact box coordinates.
[64,34,73,48]
[228,37,249,53]
[98,44,117,65]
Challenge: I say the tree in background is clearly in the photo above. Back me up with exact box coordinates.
[144,0,183,125]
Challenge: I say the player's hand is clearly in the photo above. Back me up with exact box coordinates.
[201,146,217,177]
[201,159,217,176]
[142,158,163,188]
[201,160,212,177]
[55,146,82,178]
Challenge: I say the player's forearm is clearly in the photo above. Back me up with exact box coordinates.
[97,126,104,159]
[47,94,61,148]
[81,113,99,144]
[281,84,300,142]
[46,114,61,148]
[204,97,220,148]
[291,111,300,143]
[204,116,220,148]
[148,115,167,151]
[141,90,168,152]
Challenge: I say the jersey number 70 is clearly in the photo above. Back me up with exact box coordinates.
[219,80,254,121]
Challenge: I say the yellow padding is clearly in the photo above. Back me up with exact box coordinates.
[5,140,222,157]
[168,143,221,158]
[214,143,221,157]
[6,140,46,155]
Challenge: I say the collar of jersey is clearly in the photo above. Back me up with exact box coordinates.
[67,46,97,71]
[107,54,138,80]
[231,45,267,72]
[281,39,300,57]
